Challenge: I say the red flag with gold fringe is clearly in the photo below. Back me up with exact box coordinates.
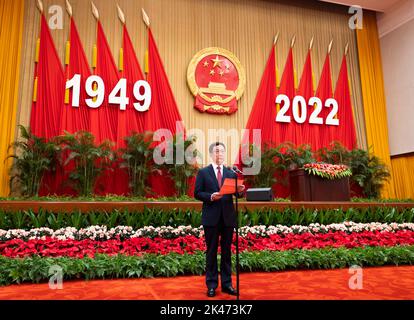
[116,25,145,148]
[57,18,93,196]
[61,18,91,134]
[90,21,120,195]
[333,55,357,150]
[315,54,333,150]
[145,28,185,197]
[30,15,64,139]
[30,14,65,196]
[89,21,119,145]
[112,25,147,196]
[297,50,316,148]
[242,46,278,149]
[277,48,298,145]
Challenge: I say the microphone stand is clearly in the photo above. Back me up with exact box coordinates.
[230,167,242,301]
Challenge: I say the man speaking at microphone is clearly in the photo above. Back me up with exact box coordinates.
[194,142,245,298]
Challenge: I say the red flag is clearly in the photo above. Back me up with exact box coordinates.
[240,46,292,198]
[274,48,299,198]
[234,46,278,196]
[297,50,316,147]
[145,28,185,197]
[30,15,65,196]
[60,18,91,134]
[144,29,184,134]
[315,54,333,149]
[30,15,64,139]
[242,46,278,149]
[112,25,147,196]
[116,25,145,148]
[57,19,93,196]
[333,55,357,150]
[89,22,121,195]
[277,48,298,145]
[90,21,120,145]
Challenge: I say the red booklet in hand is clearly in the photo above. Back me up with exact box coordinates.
[219,178,244,195]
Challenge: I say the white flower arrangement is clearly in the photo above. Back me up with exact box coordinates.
[1,222,414,241]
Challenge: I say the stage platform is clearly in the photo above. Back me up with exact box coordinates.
[0,201,413,213]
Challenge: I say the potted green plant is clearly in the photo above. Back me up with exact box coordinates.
[7,125,60,197]
[59,131,114,197]
[348,148,390,199]
[159,134,201,197]
[242,143,287,188]
[119,132,154,197]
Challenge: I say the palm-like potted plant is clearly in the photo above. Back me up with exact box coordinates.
[348,148,390,199]
[159,134,201,197]
[7,125,59,197]
[317,141,351,164]
[318,142,390,199]
[119,132,154,197]
[59,131,114,197]
[242,143,287,188]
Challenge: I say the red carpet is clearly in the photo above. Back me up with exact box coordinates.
[0,266,413,300]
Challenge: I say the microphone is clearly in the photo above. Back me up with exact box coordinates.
[228,166,244,175]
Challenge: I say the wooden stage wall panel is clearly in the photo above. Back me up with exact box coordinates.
[0,201,413,213]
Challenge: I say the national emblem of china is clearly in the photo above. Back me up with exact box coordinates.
[187,47,246,115]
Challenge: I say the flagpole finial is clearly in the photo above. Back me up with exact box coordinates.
[328,39,333,54]
[91,1,99,21]
[309,36,314,50]
[290,35,296,48]
[142,8,150,28]
[117,4,126,25]
[66,0,73,17]
[36,0,44,13]
[273,31,280,45]
[345,42,349,56]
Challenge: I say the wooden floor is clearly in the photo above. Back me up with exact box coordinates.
[1,266,414,300]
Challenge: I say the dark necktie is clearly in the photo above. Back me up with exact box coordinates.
[217,166,222,188]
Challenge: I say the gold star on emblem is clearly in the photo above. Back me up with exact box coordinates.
[211,55,223,68]
[219,70,224,76]
[203,61,209,67]
[225,64,230,70]
[209,69,215,76]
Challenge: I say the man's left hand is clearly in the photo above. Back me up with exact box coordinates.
[237,185,245,193]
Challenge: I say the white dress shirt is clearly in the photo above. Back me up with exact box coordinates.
[212,163,224,179]
[211,163,224,201]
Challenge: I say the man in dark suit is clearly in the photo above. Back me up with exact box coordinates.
[194,142,245,298]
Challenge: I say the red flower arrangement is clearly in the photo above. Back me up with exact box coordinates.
[303,163,352,179]
[1,230,414,258]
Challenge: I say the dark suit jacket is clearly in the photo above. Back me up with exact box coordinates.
[194,164,242,228]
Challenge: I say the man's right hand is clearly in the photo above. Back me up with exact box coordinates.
[211,192,223,201]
